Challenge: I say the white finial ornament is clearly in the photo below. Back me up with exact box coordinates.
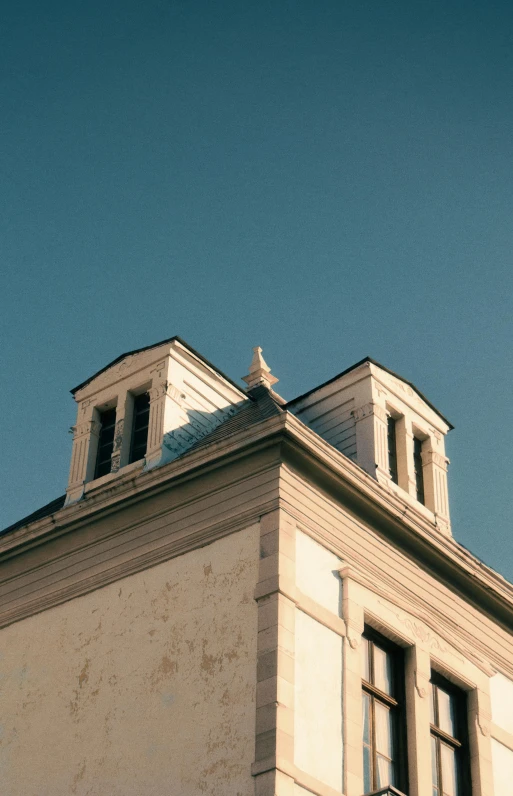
[242,346,279,390]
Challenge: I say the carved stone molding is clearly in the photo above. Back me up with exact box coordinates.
[414,671,428,698]
[377,600,465,661]
[148,381,186,405]
[72,420,101,440]
[477,718,490,737]
[79,398,95,416]
[351,402,387,424]
[421,449,449,470]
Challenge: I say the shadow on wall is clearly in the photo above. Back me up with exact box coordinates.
[158,403,241,463]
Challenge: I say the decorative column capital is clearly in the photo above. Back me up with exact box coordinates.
[72,419,101,441]
[421,449,450,471]
[351,402,387,424]
[148,381,185,405]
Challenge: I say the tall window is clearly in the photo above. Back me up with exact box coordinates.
[94,408,117,479]
[362,629,407,794]
[387,416,399,484]
[129,392,150,463]
[413,436,425,504]
[430,674,470,796]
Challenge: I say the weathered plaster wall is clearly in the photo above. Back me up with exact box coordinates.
[0,524,259,796]
[294,531,343,791]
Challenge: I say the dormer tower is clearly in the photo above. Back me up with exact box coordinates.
[288,358,453,534]
[65,337,247,505]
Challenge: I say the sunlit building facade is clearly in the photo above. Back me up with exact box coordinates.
[1,336,512,796]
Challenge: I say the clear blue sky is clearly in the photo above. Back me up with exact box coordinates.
[1,1,512,581]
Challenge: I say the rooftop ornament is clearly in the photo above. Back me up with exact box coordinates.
[242,346,279,391]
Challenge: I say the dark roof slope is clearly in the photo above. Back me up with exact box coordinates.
[0,495,66,536]
[286,356,453,430]
[186,385,284,454]
[71,335,245,396]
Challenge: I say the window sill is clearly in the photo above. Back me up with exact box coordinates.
[85,459,145,493]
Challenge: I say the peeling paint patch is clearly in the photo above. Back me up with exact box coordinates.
[71,759,86,793]
[78,660,90,688]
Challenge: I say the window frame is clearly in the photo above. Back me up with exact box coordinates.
[430,671,471,796]
[361,627,408,795]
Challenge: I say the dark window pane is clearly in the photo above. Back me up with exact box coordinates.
[377,755,394,788]
[430,674,468,796]
[437,687,457,738]
[362,692,371,744]
[362,632,405,794]
[440,742,458,796]
[373,644,393,695]
[375,701,393,758]
[387,417,398,484]
[94,408,117,479]
[129,393,150,464]
[362,637,370,681]
[363,743,372,794]
[413,436,425,504]
[431,735,439,788]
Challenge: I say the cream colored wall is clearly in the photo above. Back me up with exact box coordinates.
[294,532,343,792]
[490,672,513,796]
[0,524,259,796]
[295,530,342,616]
[490,672,513,735]
[491,738,513,795]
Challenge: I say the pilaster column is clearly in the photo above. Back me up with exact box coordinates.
[145,361,186,468]
[339,565,365,796]
[352,402,389,482]
[468,686,494,796]
[65,402,100,504]
[252,509,296,796]
[396,421,417,498]
[110,397,127,473]
[405,645,432,796]
[421,444,451,534]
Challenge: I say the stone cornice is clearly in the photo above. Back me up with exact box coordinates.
[1,411,512,632]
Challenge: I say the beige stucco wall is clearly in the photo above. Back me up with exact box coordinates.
[0,523,259,796]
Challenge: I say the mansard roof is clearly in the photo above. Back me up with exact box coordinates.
[286,356,454,430]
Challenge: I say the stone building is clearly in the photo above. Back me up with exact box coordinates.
[1,335,512,796]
